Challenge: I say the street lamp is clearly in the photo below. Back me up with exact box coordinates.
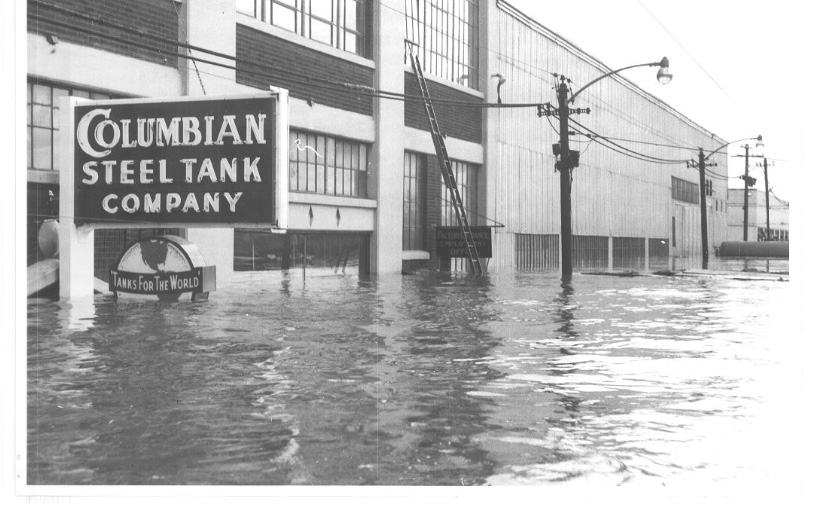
[544,57,672,280]
[691,135,762,268]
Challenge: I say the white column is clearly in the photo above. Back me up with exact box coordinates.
[58,97,95,299]
[481,0,497,271]
[608,236,614,270]
[371,0,406,274]
[181,0,239,279]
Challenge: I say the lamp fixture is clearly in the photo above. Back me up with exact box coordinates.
[656,57,672,85]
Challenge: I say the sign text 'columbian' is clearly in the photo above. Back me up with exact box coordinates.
[73,95,276,226]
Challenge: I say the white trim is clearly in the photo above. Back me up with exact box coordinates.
[28,170,59,185]
[28,33,182,98]
[403,64,485,99]
[402,250,431,260]
[236,16,375,69]
[403,127,484,165]
[288,192,377,209]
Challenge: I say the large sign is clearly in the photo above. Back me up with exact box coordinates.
[109,235,215,302]
[435,226,492,258]
[74,95,275,226]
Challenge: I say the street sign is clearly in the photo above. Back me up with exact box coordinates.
[436,226,492,258]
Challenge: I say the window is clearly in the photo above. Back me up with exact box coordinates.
[404,0,479,89]
[238,0,369,56]
[671,176,699,205]
[403,152,425,251]
[516,234,559,271]
[289,130,369,197]
[27,81,112,171]
[441,160,477,226]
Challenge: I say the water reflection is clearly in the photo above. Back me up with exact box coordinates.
[27,269,794,490]
[554,281,578,340]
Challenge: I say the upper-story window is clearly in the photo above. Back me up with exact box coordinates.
[237,0,369,57]
[671,176,699,205]
[404,0,479,90]
[27,80,113,172]
[289,130,370,198]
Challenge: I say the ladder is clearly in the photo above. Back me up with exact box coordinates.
[408,49,483,275]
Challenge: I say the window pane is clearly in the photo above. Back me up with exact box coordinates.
[32,105,51,127]
[344,32,358,54]
[307,161,316,191]
[326,138,335,166]
[345,0,358,30]
[311,19,332,44]
[72,90,90,99]
[272,3,296,31]
[32,127,52,170]
[317,163,325,194]
[289,162,298,190]
[237,0,255,15]
[343,169,351,196]
[326,168,335,195]
[27,127,31,168]
[32,84,51,105]
[311,0,333,20]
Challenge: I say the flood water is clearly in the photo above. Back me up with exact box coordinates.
[26,263,800,494]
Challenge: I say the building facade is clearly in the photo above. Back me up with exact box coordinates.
[727,188,789,242]
[26,0,727,287]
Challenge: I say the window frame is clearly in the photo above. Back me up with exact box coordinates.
[238,0,369,57]
[404,0,479,89]
[403,151,425,251]
[289,130,370,198]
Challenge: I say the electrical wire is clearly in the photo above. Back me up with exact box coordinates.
[569,118,688,165]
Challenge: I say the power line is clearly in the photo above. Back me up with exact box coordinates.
[569,118,688,164]
[637,1,735,103]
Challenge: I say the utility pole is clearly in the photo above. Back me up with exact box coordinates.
[537,79,589,280]
[733,146,761,241]
[536,58,671,279]
[556,78,573,280]
[762,157,771,241]
[689,149,717,269]
[742,144,750,241]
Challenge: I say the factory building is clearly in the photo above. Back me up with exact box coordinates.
[26,0,726,290]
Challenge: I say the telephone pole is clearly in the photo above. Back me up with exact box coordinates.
[733,146,762,241]
[761,157,773,240]
[688,149,717,268]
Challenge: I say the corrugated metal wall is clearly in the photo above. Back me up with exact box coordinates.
[489,2,728,269]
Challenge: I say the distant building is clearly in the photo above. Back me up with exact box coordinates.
[27,0,727,284]
[727,188,789,242]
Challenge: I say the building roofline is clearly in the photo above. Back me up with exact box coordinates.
[497,0,726,146]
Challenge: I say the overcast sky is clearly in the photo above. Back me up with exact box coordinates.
[506,0,810,204]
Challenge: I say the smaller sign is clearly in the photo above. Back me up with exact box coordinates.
[109,235,215,302]
[435,226,492,258]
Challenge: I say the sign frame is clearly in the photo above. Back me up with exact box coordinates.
[69,93,284,230]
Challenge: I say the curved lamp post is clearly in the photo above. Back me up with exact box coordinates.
[692,135,763,268]
[555,57,672,280]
